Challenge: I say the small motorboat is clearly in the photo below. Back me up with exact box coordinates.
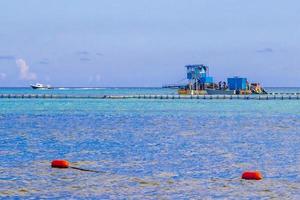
[30,83,53,89]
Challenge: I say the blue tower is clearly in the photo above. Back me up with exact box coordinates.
[185,64,213,90]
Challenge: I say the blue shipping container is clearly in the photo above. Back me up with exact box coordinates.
[200,77,213,84]
[227,77,247,90]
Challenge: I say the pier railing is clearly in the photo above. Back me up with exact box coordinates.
[0,93,300,100]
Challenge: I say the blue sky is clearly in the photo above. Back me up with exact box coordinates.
[0,0,299,87]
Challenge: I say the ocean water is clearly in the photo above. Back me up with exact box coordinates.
[1,88,300,199]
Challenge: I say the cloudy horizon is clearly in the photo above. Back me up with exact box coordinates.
[0,0,300,87]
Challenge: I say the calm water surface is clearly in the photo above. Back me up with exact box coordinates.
[1,88,300,199]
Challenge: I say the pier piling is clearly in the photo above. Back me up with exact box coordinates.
[1,93,300,100]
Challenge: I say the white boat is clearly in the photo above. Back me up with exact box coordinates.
[30,83,53,89]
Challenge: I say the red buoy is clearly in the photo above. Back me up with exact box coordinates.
[242,171,263,180]
[51,160,70,168]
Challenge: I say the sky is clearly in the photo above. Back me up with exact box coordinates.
[0,0,299,87]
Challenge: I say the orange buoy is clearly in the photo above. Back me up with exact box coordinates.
[242,171,263,180]
[51,160,70,168]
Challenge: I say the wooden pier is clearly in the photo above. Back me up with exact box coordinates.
[0,93,300,100]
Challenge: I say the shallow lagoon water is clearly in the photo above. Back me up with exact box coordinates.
[1,88,300,199]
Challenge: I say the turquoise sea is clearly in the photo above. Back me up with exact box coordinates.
[1,87,300,199]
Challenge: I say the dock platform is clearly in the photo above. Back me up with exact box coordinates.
[0,93,300,100]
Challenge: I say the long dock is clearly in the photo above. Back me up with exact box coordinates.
[0,93,300,100]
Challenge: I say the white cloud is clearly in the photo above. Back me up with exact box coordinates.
[95,74,101,82]
[88,74,101,83]
[0,73,6,80]
[16,59,37,80]
[88,76,93,83]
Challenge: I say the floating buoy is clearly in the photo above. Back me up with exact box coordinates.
[242,171,263,180]
[51,160,103,173]
[51,160,69,168]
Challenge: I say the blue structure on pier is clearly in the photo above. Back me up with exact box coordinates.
[185,64,214,91]
[177,63,267,95]
[185,64,213,84]
[227,77,247,90]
